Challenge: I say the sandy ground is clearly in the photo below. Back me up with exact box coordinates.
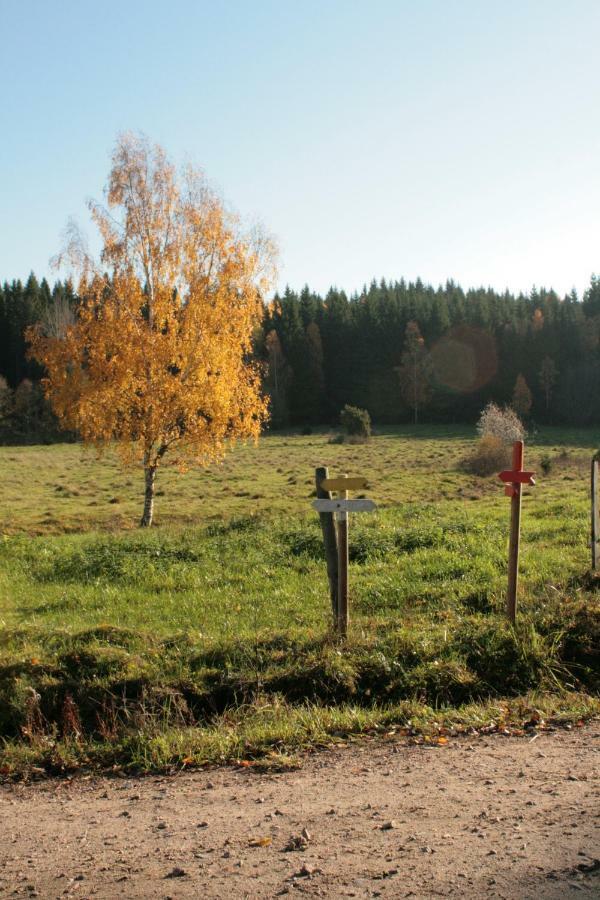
[0,725,599,899]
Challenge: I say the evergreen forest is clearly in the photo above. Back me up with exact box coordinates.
[1,272,600,440]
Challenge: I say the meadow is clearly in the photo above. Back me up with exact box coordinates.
[0,426,599,776]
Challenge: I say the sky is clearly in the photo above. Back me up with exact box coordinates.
[1,0,600,299]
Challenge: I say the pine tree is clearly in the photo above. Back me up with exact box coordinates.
[264,329,291,426]
[303,321,325,421]
[582,275,600,319]
[428,292,450,339]
[538,356,557,412]
[0,284,7,383]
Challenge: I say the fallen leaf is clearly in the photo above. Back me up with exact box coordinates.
[248,836,272,847]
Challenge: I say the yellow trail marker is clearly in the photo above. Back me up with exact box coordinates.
[320,476,368,492]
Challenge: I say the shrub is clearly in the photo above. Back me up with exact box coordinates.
[462,434,510,476]
[540,454,552,475]
[477,402,525,444]
[339,404,371,439]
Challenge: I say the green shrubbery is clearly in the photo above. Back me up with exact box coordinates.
[338,404,371,442]
[1,588,598,773]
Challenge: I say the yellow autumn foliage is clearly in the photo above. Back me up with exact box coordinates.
[27,133,277,525]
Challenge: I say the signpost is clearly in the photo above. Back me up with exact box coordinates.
[498,441,535,625]
[313,499,376,513]
[314,466,339,621]
[313,472,376,636]
[320,476,368,492]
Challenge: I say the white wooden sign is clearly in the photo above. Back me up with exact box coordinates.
[313,498,377,513]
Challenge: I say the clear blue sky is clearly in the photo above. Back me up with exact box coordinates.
[1,0,599,298]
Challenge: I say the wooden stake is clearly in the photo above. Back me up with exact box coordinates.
[592,458,599,572]
[506,441,524,625]
[315,466,339,624]
[313,470,376,636]
[337,476,349,636]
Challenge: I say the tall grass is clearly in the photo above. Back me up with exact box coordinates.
[0,427,598,775]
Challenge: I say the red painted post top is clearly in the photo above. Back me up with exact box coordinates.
[498,440,535,496]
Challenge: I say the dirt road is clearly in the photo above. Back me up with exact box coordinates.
[1,725,599,899]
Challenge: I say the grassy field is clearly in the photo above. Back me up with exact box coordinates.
[1,426,599,776]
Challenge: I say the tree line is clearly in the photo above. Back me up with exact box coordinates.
[0,275,77,441]
[2,270,600,438]
[257,277,600,426]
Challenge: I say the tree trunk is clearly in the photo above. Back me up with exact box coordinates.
[413,355,418,424]
[140,466,157,527]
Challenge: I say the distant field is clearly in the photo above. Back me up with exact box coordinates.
[0,426,598,776]
[1,424,599,534]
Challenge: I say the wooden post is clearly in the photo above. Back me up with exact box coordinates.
[337,477,349,636]
[313,473,375,637]
[315,466,339,624]
[506,441,524,625]
[592,458,599,572]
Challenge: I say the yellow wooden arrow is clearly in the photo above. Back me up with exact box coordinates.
[320,476,368,492]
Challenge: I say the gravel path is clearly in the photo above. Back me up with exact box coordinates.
[1,724,599,899]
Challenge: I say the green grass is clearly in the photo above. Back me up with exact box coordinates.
[0,426,598,776]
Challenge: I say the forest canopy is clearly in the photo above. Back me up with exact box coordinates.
[1,271,600,435]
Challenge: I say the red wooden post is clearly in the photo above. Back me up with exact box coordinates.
[592,458,599,572]
[498,441,535,625]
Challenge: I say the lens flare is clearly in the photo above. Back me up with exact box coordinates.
[430,325,497,393]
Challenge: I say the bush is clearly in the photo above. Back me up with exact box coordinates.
[339,404,371,439]
[462,434,510,476]
[477,402,525,444]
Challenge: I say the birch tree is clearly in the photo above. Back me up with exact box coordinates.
[28,133,276,526]
[396,320,431,424]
